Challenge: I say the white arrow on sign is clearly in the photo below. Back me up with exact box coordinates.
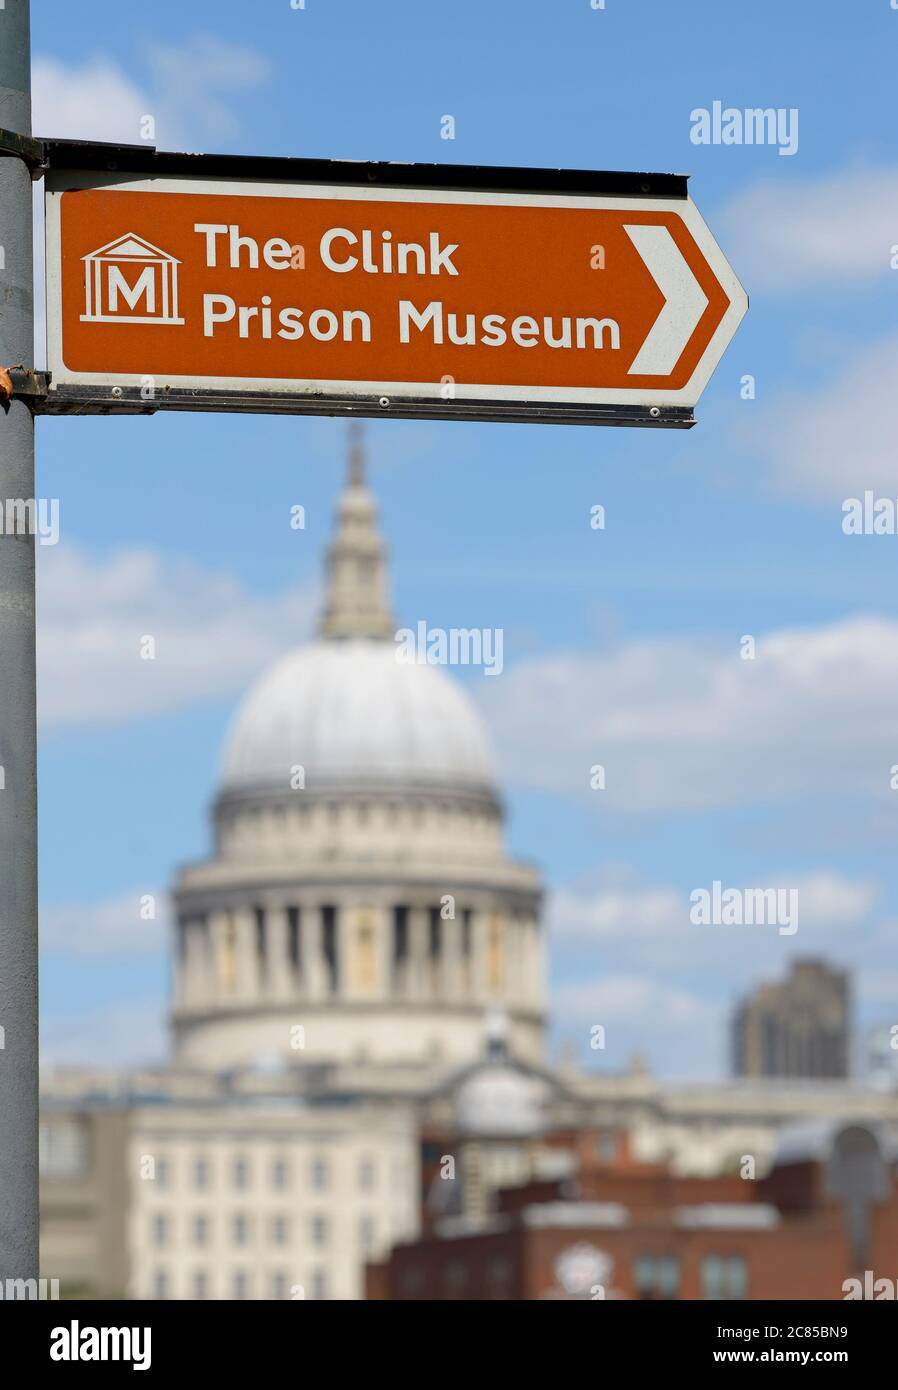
[624,223,709,376]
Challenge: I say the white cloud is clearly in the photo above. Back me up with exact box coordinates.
[32,37,271,148]
[41,998,166,1070]
[549,870,879,1078]
[551,872,876,947]
[550,871,875,981]
[858,964,898,1006]
[482,614,898,813]
[552,882,684,940]
[37,543,316,728]
[552,973,723,1078]
[41,890,169,959]
[145,35,272,147]
[718,165,898,291]
[754,335,898,501]
[793,873,880,929]
[33,57,153,144]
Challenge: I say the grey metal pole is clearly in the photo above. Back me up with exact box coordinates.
[0,0,38,1283]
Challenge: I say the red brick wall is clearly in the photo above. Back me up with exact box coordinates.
[382,1212,852,1301]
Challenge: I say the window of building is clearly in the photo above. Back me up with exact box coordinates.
[152,1214,168,1249]
[310,1157,329,1191]
[193,1214,209,1247]
[310,1214,329,1247]
[39,1119,89,1180]
[445,1262,467,1298]
[359,1215,376,1256]
[233,1156,250,1190]
[310,1268,328,1300]
[595,1133,618,1165]
[232,1270,249,1300]
[271,1215,289,1246]
[488,1254,513,1299]
[156,1157,170,1189]
[399,1266,422,1298]
[152,1269,169,1301]
[272,1157,290,1190]
[358,1156,376,1191]
[702,1254,748,1301]
[634,1254,680,1300]
[193,1269,208,1300]
[270,1270,288,1299]
[232,1213,250,1247]
[194,1156,209,1190]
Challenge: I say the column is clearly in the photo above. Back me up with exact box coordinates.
[181,918,206,1008]
[266,903,294,1003]
[484,910,507,1001]
[528,915,545,1009]
[233,906,259,1002]
[207,910,232,1002]
[470,907,487,1005]
[508,912,524,1009]
[303,901,328,1001]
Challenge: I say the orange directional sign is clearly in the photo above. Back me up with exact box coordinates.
[44,154,747,426]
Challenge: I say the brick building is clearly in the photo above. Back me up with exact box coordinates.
[367,1119,898,1300]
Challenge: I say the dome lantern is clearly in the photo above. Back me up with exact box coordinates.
[318,420,395,641]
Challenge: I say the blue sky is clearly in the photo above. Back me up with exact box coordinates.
[31,0,898,1077]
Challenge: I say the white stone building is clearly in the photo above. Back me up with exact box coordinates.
[40,426,545,1299]
[38,428,898,1300]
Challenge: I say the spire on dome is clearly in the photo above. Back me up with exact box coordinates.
[318,421,396,640]
[348,418,365,487]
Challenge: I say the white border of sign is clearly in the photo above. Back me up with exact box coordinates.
[45,172,747,409]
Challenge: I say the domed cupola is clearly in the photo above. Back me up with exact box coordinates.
[170,425,544,1074]
[217,422,498,811]
[318,419,395,641]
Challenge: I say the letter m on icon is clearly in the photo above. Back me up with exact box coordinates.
[80,232,185,325]
[109,264,156,314]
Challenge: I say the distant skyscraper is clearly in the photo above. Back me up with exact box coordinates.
[731,960,851,1081]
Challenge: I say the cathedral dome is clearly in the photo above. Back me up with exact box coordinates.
[172,423,545,1077]
[218,422,496,800]
[219,637,496,794]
